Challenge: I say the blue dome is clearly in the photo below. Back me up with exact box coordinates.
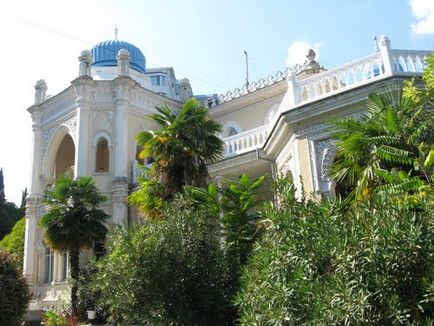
[91,40,146,73]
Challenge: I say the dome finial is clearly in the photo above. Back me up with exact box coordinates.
[114,23,118,40]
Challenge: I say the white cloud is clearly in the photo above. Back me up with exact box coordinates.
[285,41,323,67]
[410,0,434,34]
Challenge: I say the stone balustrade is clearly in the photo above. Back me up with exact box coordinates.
[390,49,430,74]
[218,47,432,159]
[297,52,385,103]
[222,124,270,157]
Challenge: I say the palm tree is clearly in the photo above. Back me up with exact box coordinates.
[39,175,108,317]
[131,98,223,216]
[330,88,434,202]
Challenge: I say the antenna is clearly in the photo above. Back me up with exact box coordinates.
[114,23,118,40]
[373,33,379,52]
[244,50,249,88]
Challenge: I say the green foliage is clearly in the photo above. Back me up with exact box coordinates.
[39,175,108,252]
[42,311,67,326]
[132,98,223,217]
[0,168,24,240]
[330,57,434,202]
[76,261,108,323]
[0,250,30,326]
[94,198,235,325]
[128,169,165,219]
[236,178,434,325]
[0,217,25,269]
[186,174,266,269]
[0,201,22,240]
[39,175,108,317]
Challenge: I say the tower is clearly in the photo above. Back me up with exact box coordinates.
[24,39,183,311]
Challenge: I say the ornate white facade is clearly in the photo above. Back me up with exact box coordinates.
[24,36,431,312]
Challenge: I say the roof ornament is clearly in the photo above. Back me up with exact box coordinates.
[114,24,118,40]
[302,49,321,73]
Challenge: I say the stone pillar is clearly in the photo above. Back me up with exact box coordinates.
[379,35,393,75]
[117,49,130,77]
[28,107,43,195]
[73,79,92,177]
[111,78,132,223]
[34,80,47,105]
[23,195,42,291]
[78,50,92,78]
[24,101,44,288]
[112,177,129,224]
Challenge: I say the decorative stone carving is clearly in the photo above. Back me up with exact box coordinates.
[42,127,56,156]
[302,49,321,74]
[112,177,129,204]
[295,123,329,138]
[314,139,336,193]
[61,116,77,142]
[215,68,290,106]
[25,195,42,218]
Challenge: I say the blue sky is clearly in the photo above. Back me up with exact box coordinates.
[0,0,433,204]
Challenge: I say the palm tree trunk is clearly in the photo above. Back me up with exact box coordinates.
[70,247,80,317]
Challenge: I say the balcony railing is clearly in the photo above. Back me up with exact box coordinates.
[218,46,432,159]
[222,124,270,157]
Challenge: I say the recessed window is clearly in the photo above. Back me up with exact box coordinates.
[151,75,166,87]
[95,138,110,172]
[44,247,54,284]
[60,252,69,282]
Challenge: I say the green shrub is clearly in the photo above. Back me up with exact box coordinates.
[76,260,108,323]
[94,197,236,325]
[236,179,434,325]
[0,217,25,269]
[0,249,30,326]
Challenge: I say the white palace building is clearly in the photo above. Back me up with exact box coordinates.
[24,35,431,311]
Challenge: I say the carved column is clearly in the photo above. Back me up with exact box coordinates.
[73,79,92,177]
[24,100,44,292]
[111,78,132,223]
[23,195,42,291]
[112,177,129,224]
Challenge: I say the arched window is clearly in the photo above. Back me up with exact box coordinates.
[227,127,238,137]
[95,138,110,172]
[222,121,242,138]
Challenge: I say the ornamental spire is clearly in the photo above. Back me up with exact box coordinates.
[114,24,118,40]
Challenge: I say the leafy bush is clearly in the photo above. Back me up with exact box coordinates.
[0,217,25,269]
[94,197,236,325]
[76,260,108,323]
[0,249,30,326]
[236,179,434,325]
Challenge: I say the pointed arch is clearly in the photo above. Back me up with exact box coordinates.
[92,131,112,173]
[42,125,76,183]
